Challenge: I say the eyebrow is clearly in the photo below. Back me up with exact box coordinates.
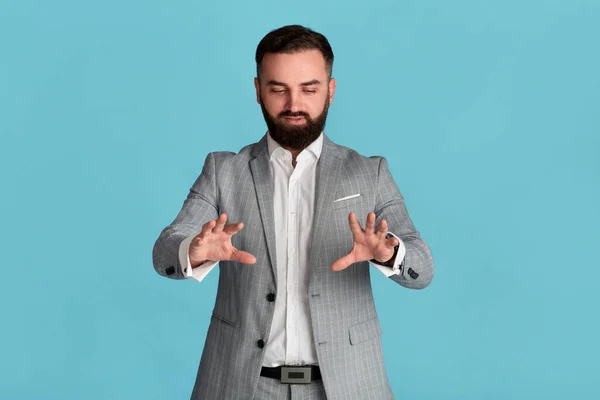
[267,79,322,87]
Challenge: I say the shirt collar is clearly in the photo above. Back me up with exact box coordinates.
[266,131,324,162]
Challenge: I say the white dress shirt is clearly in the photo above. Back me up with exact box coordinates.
[179,132,406,367]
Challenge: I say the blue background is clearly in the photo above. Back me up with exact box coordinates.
[1,0,599,398]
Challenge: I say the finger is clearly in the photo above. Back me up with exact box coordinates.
[378,219,388,236]
[199,219,217,238]
[212,213,228,233]
[223,222,244,236]
[231,250,257,264]
[331,253,355,272]
[191,236,204,248]
[365,212,376,235]
[347,212,363,237]
[386,236,399,248]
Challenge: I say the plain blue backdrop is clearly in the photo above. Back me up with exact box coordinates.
[1,0,599,398]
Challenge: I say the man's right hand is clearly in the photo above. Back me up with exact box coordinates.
[189,213,257,268]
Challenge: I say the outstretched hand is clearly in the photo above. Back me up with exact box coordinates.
[331,212,398,272]
[189,213,257,268]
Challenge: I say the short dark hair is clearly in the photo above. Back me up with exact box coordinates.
[255,25,334,80]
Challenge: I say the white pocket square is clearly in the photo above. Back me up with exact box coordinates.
[333,193,361,203]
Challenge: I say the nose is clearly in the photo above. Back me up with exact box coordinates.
[285,90,300,113]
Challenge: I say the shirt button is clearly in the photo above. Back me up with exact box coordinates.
[290,248,296,253]
[257,339,265,349]
[266,293,276,302]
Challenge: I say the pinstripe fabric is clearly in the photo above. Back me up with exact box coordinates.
[254,376,290,399]
[152,134,434,399]
[254,376,327,400]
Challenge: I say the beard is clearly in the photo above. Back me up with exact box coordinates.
[260,95,330,151]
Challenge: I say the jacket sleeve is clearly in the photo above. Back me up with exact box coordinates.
[152,153,219,279]
[373,156,434,289]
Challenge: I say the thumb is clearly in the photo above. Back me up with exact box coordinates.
[331,253,354,272]
[231,250,257,265]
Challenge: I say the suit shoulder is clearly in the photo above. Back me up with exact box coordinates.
[198,140,266,184]
[334,143,385,170]
[208,140,260,166]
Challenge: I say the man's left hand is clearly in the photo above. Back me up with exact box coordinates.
[331,212,398,272]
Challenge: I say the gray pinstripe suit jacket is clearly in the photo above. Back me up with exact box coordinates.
[152,134,434,399]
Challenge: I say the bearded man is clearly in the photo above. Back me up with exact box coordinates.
[153,24,434,400]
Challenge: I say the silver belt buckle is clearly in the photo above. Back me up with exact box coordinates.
[280,366,312,384]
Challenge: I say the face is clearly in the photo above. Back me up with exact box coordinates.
[254,50,336,151]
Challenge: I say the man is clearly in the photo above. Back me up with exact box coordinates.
[153,25,434,400]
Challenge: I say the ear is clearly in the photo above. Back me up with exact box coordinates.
[254,77,261,104]
[328,77,336,104]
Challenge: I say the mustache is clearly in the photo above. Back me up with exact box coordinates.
[278,110,310,118]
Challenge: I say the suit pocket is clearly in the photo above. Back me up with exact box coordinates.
[333,195,363,210]
[199,313,236,382]
[211,313,235,327]
[349,317,382,345]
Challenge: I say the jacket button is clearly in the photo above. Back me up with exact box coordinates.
[407,268,420,279]
[257,339,265,349]
[266,293,276,302]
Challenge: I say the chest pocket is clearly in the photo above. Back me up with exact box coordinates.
[332,193,372,228]
[332,194,363,210]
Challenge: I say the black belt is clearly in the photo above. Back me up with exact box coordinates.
[260,366,322,384]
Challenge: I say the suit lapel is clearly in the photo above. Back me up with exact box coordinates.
[249,137,278,285]
[308,136,343,282]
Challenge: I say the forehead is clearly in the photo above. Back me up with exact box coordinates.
[260,50,328,84]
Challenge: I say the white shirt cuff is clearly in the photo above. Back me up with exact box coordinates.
[370,232,406,278]
[178,236,218,282]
